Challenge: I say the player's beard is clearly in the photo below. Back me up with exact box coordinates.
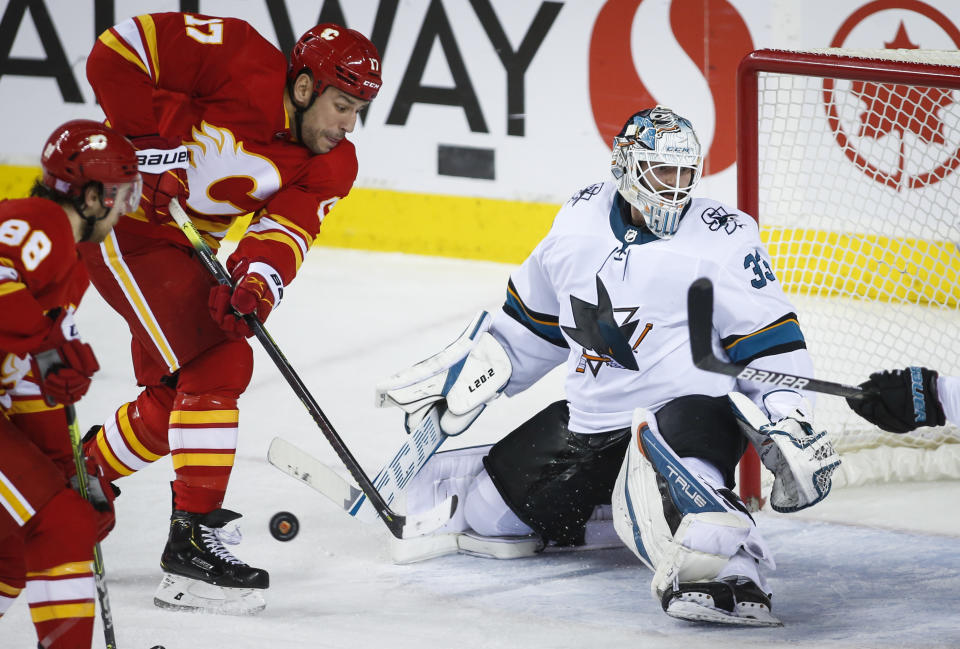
[301,123,341,155]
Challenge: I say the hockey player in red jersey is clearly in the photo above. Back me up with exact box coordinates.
[79,13,382,614]
[0,120,140,649]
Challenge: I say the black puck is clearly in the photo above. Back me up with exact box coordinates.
[269,511,300,541]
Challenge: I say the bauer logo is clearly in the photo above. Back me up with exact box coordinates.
[737,367,809,390]
[824,2,960,191]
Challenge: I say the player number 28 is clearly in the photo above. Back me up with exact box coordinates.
[0,219,51,271]
[744,250,776,289]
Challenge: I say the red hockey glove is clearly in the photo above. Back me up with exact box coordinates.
[33,339,100,405]
[208,260,284,339]
[130,135,190,223]
[70,431,120,541]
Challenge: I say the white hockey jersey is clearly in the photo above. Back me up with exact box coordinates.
[490,181,809,434]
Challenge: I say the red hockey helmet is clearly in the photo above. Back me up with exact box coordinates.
[288,24,381,101]
[41,119,141,212]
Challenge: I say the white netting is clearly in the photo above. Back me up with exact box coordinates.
[752,49,960,484]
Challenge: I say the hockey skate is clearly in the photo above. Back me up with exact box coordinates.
[661,577,782,627]
[154,508,269,615]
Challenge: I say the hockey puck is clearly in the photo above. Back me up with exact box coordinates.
[269,511,299,541]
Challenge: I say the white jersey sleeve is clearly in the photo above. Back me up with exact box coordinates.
[490,235,568,395]
[708,215,816,413]
[937,375,960,427]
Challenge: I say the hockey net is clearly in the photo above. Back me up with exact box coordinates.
[737,48,960,502]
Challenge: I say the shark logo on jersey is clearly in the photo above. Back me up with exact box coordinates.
[569,183,603,206]
[700,206,743,234]
[563,276,653,377]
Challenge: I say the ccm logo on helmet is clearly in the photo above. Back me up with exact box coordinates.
[320,28,339,40]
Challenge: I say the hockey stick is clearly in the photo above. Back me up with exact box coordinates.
[168,199,456,538]
[66,405,118,649]
[268,405,447,523]
[686,277,866,399]
[33,351,118,649]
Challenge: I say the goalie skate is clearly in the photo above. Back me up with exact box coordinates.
[154,572,266,616]
[662,578,781,627]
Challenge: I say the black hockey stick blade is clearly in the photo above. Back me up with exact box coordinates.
[687,277,865,399]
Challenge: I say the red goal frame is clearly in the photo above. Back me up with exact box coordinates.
[735,48,960,507]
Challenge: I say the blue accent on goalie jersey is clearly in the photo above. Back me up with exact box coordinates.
[503,279,568,348]
[721,313,806,365]
[608,194,659,249]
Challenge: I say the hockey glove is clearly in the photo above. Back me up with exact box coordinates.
[846,367,945,434]
[130,135,190,222]
[376,312,511,436]
[70,431,120,541]
[33,339,100,406]
[729,392,841,513]
[208,259,284,339]
[31,309,100,405]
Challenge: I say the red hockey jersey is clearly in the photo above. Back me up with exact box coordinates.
[0,198,87,355]
[86,12,359,285]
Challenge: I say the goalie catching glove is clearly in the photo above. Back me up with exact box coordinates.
[728,391,841,513]
[376,312,511,436]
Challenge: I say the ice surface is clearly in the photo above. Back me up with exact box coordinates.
[6,248,959,648]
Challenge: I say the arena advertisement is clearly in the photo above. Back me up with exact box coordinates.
[1,0,959,259]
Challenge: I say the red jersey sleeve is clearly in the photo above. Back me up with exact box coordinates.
[86,12,287,139]
[227,140,359,285]
[0,199,85,354]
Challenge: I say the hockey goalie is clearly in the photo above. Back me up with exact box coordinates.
[377,107,841,627]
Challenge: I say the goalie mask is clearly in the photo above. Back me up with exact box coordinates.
[611,107,703,239]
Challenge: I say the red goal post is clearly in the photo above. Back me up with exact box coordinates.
[736,48,960,507]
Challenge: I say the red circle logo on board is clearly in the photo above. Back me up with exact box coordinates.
[824,0,960,190]
[587,0,754,177]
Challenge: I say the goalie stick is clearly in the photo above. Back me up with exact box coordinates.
[686,277,867,399]
[268,405,448,529]
[168,199,456,539]
[268,405,447,525]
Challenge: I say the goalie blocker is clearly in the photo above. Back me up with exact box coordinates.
[376,311,512,436]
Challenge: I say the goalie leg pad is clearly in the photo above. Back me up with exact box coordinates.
[654,394,748,489]
[612,408,774,601]
[404,444,491,534]
[393,446,539,564]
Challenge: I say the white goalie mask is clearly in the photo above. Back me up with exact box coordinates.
[611,107,703,239]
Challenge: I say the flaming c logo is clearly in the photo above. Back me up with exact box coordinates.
[588,0,754,176]
[824,0,960,190]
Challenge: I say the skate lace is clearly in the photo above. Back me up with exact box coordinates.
[200,524,244,565]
